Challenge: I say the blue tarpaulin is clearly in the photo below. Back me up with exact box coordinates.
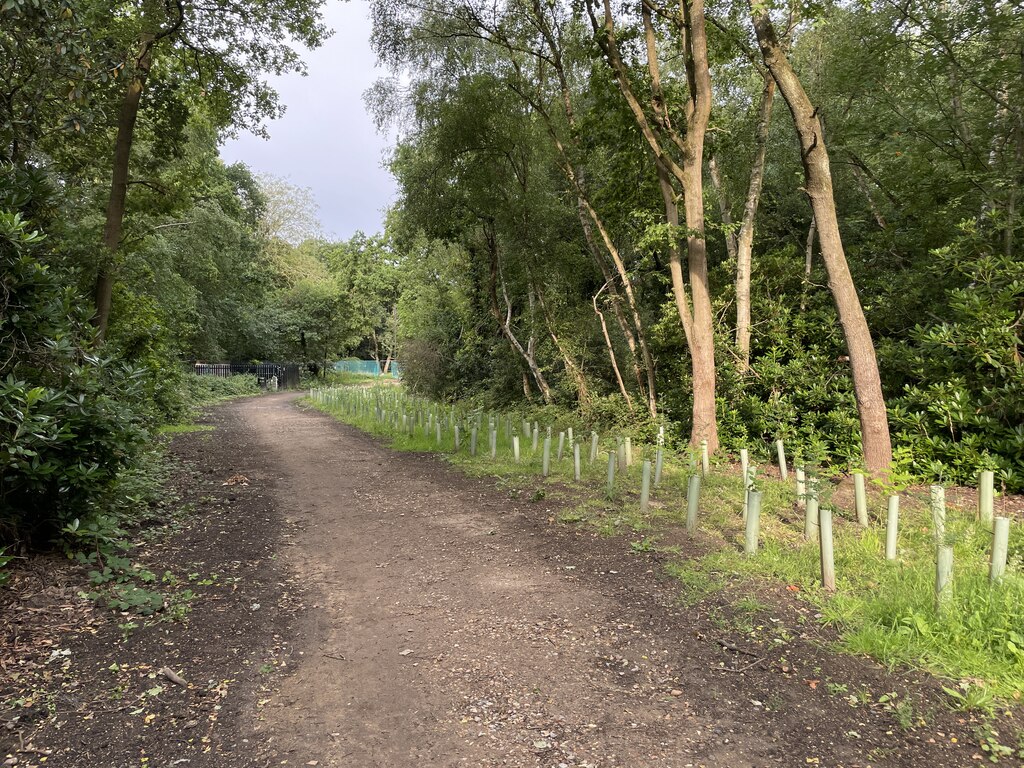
[333,360,401,378]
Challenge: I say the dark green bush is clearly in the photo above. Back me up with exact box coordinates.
[882,222,1024,490]
[0,209,147,546]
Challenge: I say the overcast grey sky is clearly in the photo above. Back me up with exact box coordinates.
[219,0,396,241]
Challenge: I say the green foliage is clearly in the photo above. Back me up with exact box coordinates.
[0,204,146,546]
[0,546,13,585]
[885,217,1024,490]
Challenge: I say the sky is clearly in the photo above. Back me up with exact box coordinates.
[218,0,397,241]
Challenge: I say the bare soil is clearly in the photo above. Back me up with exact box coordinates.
[1,392,1016,767]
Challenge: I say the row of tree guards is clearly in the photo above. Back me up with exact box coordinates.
[310,387,1015,609]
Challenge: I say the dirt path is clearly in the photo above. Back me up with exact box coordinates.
[237,393,981,768]
[2,392,992,767]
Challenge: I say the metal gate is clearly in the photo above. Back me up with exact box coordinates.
[193,362,301,389]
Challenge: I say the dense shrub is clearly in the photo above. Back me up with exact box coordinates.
[882,219,1024,490]
[181,373,260,405]
[0,210,146,546]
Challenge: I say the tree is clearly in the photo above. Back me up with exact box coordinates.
[256,173,324,245]
[750,4,893,473]
[92,0,330,339]
[586,0,719,450]
[323,233,401,370]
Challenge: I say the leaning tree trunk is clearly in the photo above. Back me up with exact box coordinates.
[708,154,738,262]
[487,246,552,403]
[93,41,154,340]
[751,7,893,473]
[535,280,590,405]
[593,283,634,412]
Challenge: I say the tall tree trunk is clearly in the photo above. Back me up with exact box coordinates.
[678,0,718,453]
[656,161,695,352]
[801,215,816,312]
[751,7,893,473]
[735,76,776,372]
[534,280,590,405]
[487,242,552,403]
[708,154,738,262]
[590,0,717,450]
[593,282,634,412]
[93,39,154,340]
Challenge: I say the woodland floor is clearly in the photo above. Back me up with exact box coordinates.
[1,392,1019,767]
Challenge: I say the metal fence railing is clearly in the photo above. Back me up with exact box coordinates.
[193,362,301,389]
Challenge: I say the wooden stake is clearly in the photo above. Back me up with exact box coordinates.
[739,448,749,491]
[700,439,709,477]
[654,446,664,488]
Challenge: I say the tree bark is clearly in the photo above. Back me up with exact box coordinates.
[580,201,648,409]
[93,40,154,339]
[708,154,738,262]
[678,0,718,453]
[593,282,634,412]
[735,76,775,372]
[94,1,184,339]
[487,240,552,403]
[534,280,590,405]
[801,215,816,312]
[591,0,718,451]
[751,7,892,473]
